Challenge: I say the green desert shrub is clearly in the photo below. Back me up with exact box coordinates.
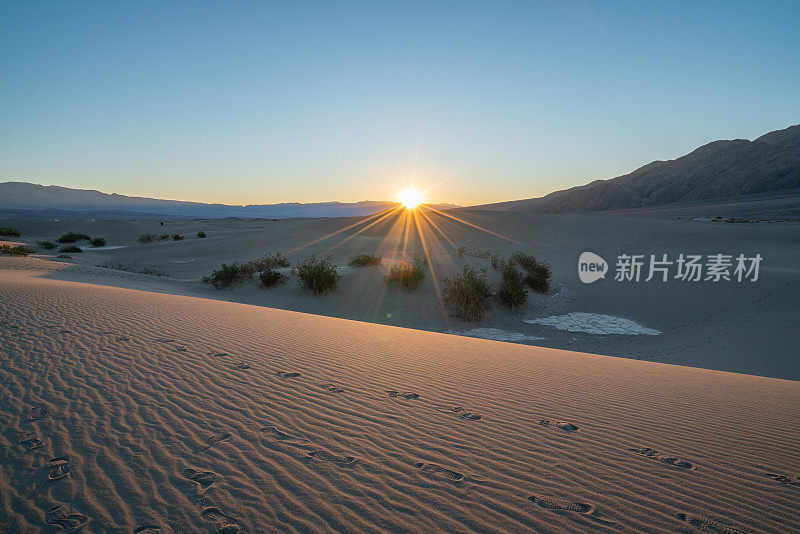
[510,252,552,294]
[172,234,184,241]
[384,254,427,289]
[0,227,21,237]
[57,232,91,243]
[202,253,290,289]
[197,231,207,238]
[37,240,57,250]
[58,245,83,253]
[138,233,157,243]
[89,237,106,247]
[443,266,494,321]
[247,253,290,271]
[202,263,248,288]
[159,234,170,240]
[348,253,382,267]
[296,257,339,294]
[497,262,528,308]
[258,269,286,288]
[0,244,34,256]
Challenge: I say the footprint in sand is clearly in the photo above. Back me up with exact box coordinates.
[386,390,419,399]
[260,425,309,445]
[134,526,162,534]
[308,450,358,465]
[175,345,188,352]
[209,352,228,357]
[439,406,482,421]
[765,473,800,487]
[528,495,595,515]
[676,512,747,533]
[183,467,217,488]
[235,362,251,370]
[116,336,130,342]
[630,447,693,469]
[320,383,345,393]
[415,462,465,481]
[28,406,48,421]
[46,505,90,530]
[58,330,71,334]
[47,457,70,480]
[21,432,44,451]
[275,371,301,379]
[539,420,579,432]
[529,495,615,526]
[201,506,240,534]
[195,432,231,452]
[156,338,176,343]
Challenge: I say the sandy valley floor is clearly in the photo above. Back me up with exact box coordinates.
[2,209,799,379]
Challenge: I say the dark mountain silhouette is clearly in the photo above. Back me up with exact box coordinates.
[0,182,457,219]
[473,124,800,213]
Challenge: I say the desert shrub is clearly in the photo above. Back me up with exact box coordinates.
[348,253,382,267]
[89,237,106,247]
[58,245,83,253]
[247,253,290,271]
[510,252,552,293]
[457,246,466,257]
[138,233,157,243]
[258,269,286,288]
[202,253,291,289]
[159,234,170,240]
[197,231,206,238]
[172,234,184,241]
[384,255,426,289]
[296,257,340,294]
[442,266,494,321]
[497,260,528,308]
[0,244,34,256]
[490,254,501,270]
[202,263,247,288]
[0,227,21,237]
[57,232,91,243]
[37,240,57,250]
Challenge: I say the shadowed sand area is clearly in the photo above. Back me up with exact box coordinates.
[1,264,799,532]
[3,210,800,379]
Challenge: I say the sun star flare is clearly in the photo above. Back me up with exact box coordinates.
[398,188,424,209]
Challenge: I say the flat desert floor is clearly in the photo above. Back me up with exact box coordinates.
[2,209,799,379]
[1,264,799,533]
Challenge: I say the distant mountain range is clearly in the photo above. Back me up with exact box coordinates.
[3,124,798,219]
[474,124,800,213]
[0,182,458,220]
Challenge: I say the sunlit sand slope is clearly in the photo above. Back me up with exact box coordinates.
[1,266,799,533]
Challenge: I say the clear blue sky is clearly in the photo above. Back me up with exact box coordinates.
[1,1,798,205]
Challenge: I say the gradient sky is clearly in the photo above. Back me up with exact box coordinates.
[1,1,799,206]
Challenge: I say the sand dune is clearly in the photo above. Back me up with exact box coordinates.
[1,262,799,532]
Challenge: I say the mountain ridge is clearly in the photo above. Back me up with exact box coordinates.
[0,181,458,219]
[472,124,800,213]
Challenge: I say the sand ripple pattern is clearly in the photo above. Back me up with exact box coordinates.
[0,268,797,532]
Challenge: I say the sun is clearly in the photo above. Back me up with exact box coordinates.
[398,188,424,209]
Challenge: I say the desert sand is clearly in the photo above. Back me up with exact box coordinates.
[2,208,799,379]
[1,260,800,533]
